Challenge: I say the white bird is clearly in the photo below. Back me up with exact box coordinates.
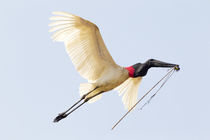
[49,11,179,122]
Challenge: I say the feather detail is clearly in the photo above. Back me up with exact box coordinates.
[115,77,142,110]
[49,11,117,82]
[88,94,102,103]
[79,83,95,96]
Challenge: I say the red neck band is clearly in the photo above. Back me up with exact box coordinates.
[125,66,135,77]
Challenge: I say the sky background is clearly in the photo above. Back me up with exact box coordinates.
[1,0,210,140]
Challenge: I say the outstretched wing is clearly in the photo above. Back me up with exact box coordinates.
[115,77,142,110]
[49,11,117,82]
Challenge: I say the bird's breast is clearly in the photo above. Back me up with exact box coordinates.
[94,67,129,91]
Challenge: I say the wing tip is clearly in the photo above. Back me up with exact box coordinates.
[52,11,75,17]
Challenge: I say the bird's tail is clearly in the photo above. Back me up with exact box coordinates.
[79,83,95,96]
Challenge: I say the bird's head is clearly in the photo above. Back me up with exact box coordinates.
[125,59,180,77]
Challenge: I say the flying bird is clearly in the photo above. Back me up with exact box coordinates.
[49,11,179,122]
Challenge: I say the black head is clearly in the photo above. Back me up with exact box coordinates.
[128,59,179,77]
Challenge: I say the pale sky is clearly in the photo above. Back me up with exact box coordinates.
[1,0,210,140]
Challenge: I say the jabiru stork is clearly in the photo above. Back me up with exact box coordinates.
[48,12,179,122]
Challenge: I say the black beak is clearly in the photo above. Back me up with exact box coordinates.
[148,59,179,69]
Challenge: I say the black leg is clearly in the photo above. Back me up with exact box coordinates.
[84,91,104,102]
[65,101,86,116]
[61,91,104,120]
[53,98,83,122]
[53,87,99,123]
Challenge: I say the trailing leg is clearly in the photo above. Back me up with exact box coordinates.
[53,87,98,122]
[84,91,104,102]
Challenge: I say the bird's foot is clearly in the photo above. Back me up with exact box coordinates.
[53,112,67,123]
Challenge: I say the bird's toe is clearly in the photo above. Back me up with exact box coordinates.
[53,112,67,123]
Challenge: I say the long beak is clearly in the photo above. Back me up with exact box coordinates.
[150,59,179,69]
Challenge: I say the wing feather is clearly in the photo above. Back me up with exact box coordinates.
[49,12,117,82]
[115,77,142,110]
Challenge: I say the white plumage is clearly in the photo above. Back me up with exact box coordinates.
[115,77,142,110]
[49,11,142,110]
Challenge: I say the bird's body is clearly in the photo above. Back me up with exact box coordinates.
[49,11,179,122]
[92,66,128,91]
[83,66,129,102]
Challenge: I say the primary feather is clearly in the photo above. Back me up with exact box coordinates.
[49,11,142,110]
[49,11,117,82]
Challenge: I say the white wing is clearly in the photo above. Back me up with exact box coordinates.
[49,11,117,82]
[115,77,142,110]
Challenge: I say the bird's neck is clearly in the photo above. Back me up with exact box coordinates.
[125,66,135,77]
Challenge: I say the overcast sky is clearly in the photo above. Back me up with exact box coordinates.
[1,0,210,140]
